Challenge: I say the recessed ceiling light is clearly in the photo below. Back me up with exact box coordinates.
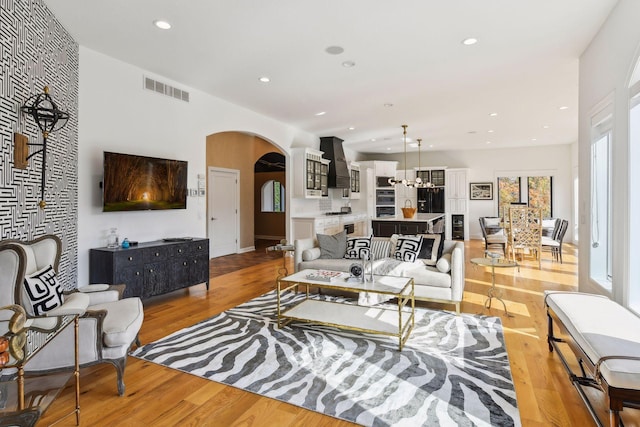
[384,103,393,108]
[259,76,270,83]
[559,106,569,110]
[153,20,172,30]
[487,129,494,133]
[543,125,550,129]
[531,138,537,141]
[342,61,356,68]
[315,111,326,116]
[386,147,392,151]
[325,46,344,55]
[486,141,492,144]
[489,112,498,117]
[370,138,376,142]
[462,38,478,46]
[348,127,355,130]
[429,144,434,148]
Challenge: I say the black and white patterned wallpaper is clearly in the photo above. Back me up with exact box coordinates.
[0,1,79,289]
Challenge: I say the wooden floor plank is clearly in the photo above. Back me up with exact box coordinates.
[37,239,640,426]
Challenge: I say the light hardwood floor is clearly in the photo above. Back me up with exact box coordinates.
[40,240,640,426]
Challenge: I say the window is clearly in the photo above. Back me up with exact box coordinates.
[497,177,521,218]
[261,180,285,212]
[629,82,640,312]
[590,103,613,291]
[497,175,553,219]
[528,176,553,218]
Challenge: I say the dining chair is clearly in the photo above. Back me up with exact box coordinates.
[479,217,507,255]
[542,219,569,263]
[508,206,543,268]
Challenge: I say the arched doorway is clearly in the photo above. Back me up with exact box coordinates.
[205,132,287,257]
[254,153,286,245]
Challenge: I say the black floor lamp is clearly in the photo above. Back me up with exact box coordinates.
[20,86,69,209]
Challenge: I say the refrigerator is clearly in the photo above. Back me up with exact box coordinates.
[417,187,445,213]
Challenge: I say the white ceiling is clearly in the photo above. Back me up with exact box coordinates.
[43,0,618,154]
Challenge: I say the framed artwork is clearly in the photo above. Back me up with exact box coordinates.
[470,182,493,200]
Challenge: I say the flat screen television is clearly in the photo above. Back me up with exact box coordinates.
[103,151,188,212]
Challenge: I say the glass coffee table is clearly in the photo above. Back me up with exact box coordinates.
[277,269,415,350]
[470,256,519,317]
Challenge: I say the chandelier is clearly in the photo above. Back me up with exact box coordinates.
[388,125,435,188]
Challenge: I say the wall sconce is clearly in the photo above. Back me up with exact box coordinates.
[20,86,70,209]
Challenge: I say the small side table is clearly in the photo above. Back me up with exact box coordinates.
[470,257,518,317]
[266,243,295,278]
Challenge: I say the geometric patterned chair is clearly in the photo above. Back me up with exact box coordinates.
[507,206,543,268]
[0,234,144,396]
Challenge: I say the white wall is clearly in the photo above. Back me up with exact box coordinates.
[77,47,318,283]
[362,144,574,240]
[578,0,640,301]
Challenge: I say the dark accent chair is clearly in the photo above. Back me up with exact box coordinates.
[479,217,507,255]
[542,219,569,263]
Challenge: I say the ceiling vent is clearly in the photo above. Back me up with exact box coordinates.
[144,76,189,102]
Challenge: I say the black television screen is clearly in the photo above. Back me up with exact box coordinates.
[103,151,188,212]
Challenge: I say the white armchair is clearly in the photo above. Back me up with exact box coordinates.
[0,235,144,396]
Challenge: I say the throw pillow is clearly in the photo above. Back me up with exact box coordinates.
[370,237,393,260]
[22,265,64,316]
[393,235,423,262]
[344,235,371,260]
[418,233,444,266]
[436,253,452,273]
[302,247,321,261]
[317,229,348,259]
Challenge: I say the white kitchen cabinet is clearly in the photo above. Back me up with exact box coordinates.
[445,168,469,240]
[292,147,328,199]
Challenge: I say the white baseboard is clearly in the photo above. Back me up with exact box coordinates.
[238,246,255,254]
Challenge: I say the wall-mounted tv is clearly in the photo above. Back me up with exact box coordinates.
[103,151,188,212]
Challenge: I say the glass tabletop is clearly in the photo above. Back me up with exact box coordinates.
[470,257,518,268]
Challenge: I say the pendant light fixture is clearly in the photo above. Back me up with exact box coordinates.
[388,125,435,188]
[388,125,414,187]
[414,138,435,188]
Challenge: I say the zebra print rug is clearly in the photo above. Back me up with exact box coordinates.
[132,291,521,426]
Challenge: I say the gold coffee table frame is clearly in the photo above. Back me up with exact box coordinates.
[277,269,415,351]
[471,257,519,317]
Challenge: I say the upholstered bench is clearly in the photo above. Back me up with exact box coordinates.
[545,292,640,426]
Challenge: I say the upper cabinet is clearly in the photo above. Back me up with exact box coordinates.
[349,162,361,199]
[293,148,330,199]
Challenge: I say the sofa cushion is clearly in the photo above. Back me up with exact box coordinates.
[317,230,347,259]
[23,264,64,316]
[404,264,452,289]
[393,235,423,262]
[418,233,444,266]
[299,259,354,272]
[344,235,371,260]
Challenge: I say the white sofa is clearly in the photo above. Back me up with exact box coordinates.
[294,236,465,313]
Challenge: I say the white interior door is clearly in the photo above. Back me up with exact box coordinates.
[208,167,239,257]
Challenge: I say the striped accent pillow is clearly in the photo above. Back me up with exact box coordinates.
[371,238,393,260]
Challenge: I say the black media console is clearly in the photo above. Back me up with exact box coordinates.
[89,238,209,299]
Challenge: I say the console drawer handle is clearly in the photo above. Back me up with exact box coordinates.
[128,257,133,261]
[149,269,154,273]
[183,261,188,266]
[136,272,140,276]
[155,252,159,256]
